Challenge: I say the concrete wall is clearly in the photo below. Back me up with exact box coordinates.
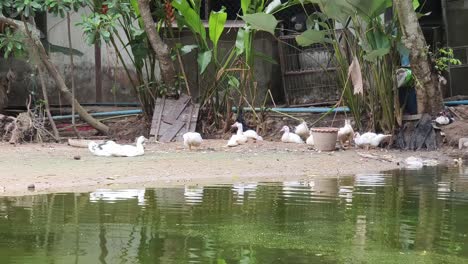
[2,13,283,107]
[4,9,143,106]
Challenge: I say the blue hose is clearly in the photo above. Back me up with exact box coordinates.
[444,100,468,106]
[51,100,468,121]
[232,106,350,113]
[52,109,143,120]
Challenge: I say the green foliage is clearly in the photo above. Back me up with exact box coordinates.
[346,0,392,19]
[208,7,227,52]
[172,0,207,46]
[433,48,462,73]
[0,1,12,14]
[295,29,329,46]
[241,0,251,15]
[45,0,87,17]
[197,50,213,74]
[241,13,278,35]
[296,0,401,133]
[76,12,121,45]
[14,0,43,18]
[0,28,26,59]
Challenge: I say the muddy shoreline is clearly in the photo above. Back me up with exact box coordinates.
[0,140,459,196]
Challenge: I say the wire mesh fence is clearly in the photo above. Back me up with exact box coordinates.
[278,35,340,106]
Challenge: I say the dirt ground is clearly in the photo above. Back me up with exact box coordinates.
[0,139,461,197]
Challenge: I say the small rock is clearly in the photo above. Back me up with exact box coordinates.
[73,155,81,160]
[27,184,35,190]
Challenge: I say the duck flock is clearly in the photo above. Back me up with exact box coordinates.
[87,119,393,157]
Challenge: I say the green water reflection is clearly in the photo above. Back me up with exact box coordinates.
[1,167,468,263]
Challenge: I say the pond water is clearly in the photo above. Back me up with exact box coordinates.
[1,167,468,263]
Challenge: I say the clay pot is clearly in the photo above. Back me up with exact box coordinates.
[311,127,338,151]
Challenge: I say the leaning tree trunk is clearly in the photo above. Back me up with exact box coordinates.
[0,15,109,135]
[137,0,176,88]
[394,0,444,114]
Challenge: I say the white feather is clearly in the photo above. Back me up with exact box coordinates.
[354,132,390,149]
[89,136,146,157]
[183,132,203,150]
[435,116,450,125]
[337,119,354,145]
[88,140,117,157]
[294,121,309,139]
[281,126,304,144]
[243,129,262,140]
[227,122,248,147]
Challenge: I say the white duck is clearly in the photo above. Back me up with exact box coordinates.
[435,115,451,125]
[280,126,304,144]
[183,132,203,150]
[110,136,147,157]
[306,129,314,145]
[88,140,118,157]
[234,122,262,141]
[434,111,453,126]
[89,136,146,157]
[294,121,310,140]
[337,119,354,148]
[227,123,248,147]
[354,132,391,150]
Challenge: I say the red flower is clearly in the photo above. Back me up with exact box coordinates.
[102,4,108,14]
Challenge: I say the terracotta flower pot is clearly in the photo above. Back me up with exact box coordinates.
[311,127,338,151]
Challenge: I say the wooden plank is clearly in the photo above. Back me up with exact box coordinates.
[185,104,194,132]
[166,95,191,122]
[402,114,422,121]
[159,121,185,142]
[150,97,165,136]
[150,94,200,141]
[189,104,200,131]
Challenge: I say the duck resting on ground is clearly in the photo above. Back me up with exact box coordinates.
[183,132,203,151]
[280,126,304,144]
[434,110,454,126]
[337,119,354,148]
[232,122,262,141]
[294,121,310,140]
[88,136,146,157]
[88,140,118,157]
[354,132,391,150]
[227,123,248,147]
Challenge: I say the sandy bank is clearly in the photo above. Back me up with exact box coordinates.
[0,140,456,196]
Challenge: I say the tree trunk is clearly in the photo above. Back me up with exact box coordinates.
[37,65,60,141]
[67,12,81,138]
[0,15,109,135]
[137,0,176,87]
[394,0,443,114]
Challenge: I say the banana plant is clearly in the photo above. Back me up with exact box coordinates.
[282,0,406,133]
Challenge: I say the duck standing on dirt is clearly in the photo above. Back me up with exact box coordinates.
[280,126,304,144]
[183,132,203,151]
[88,136,146,157]
[337,119,354,148]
